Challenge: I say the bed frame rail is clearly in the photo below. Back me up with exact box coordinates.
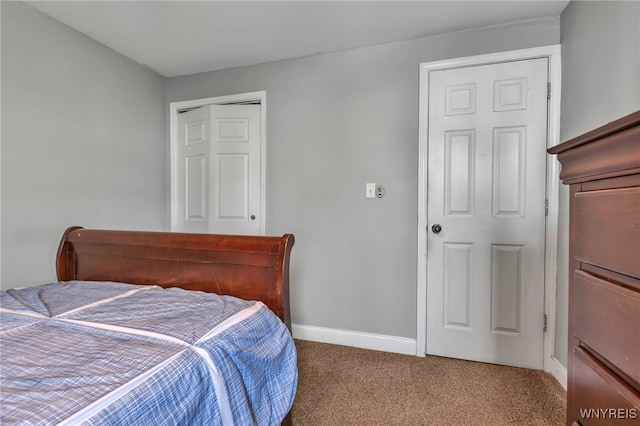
[56,226,294,329]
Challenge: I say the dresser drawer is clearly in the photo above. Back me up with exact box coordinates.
[573,270,640,384]
[574,187,640,278]
[572,347,640,425]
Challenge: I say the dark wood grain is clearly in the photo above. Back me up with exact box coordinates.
[548,111,640,185]
[555,126,640,184]
[56,227,295,329]
[572,347,640,425]
[548,110,640,155]
[574,187,640,278]
[573,270,640,384]
[549,109,640,426]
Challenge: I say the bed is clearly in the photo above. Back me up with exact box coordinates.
[0,226,296,425]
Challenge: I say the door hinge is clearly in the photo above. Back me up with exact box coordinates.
[543,314,548,332]
[547,82,551,100]
[545,199,549,216]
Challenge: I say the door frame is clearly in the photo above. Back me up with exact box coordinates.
[169,91,267,235]
[417,45,564,385]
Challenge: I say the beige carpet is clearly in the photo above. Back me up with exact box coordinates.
[292,340,566,426]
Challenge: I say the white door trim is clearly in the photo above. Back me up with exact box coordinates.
[417,45,563,383]
[169,91,267,235]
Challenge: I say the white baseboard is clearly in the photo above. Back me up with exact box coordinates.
[546,355,568,390]
[292,323,567,387]
[292,323,417,356]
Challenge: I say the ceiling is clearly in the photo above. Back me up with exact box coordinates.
[26,1,570,78]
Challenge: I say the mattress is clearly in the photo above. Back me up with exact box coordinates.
[0,281,297,425]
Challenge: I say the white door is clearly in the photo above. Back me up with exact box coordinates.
[426,58,548,369]
[177,104,262,235]
[210,104,261,235]
[177,106,210,233]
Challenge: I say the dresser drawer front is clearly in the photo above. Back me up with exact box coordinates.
[573,270,640,384]
[572,347,640,425]
[574,187,640,278]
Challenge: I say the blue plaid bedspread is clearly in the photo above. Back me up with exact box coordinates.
[0,281,297,425]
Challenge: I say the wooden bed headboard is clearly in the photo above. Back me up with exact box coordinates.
[56,227,295,329]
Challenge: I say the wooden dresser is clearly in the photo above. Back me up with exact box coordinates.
[548,110,640,425]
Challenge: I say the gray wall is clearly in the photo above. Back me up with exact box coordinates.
[1,1,167,289]
[554,1,640,366]
[167,18,560,339]
[5,0,606,364]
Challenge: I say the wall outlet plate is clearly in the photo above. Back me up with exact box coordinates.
[376,184,385,198]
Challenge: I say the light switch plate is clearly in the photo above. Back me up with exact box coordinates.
[366,183,376,198]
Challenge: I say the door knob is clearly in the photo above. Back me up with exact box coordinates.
[431,224,442,234]
[250,215,256,220]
